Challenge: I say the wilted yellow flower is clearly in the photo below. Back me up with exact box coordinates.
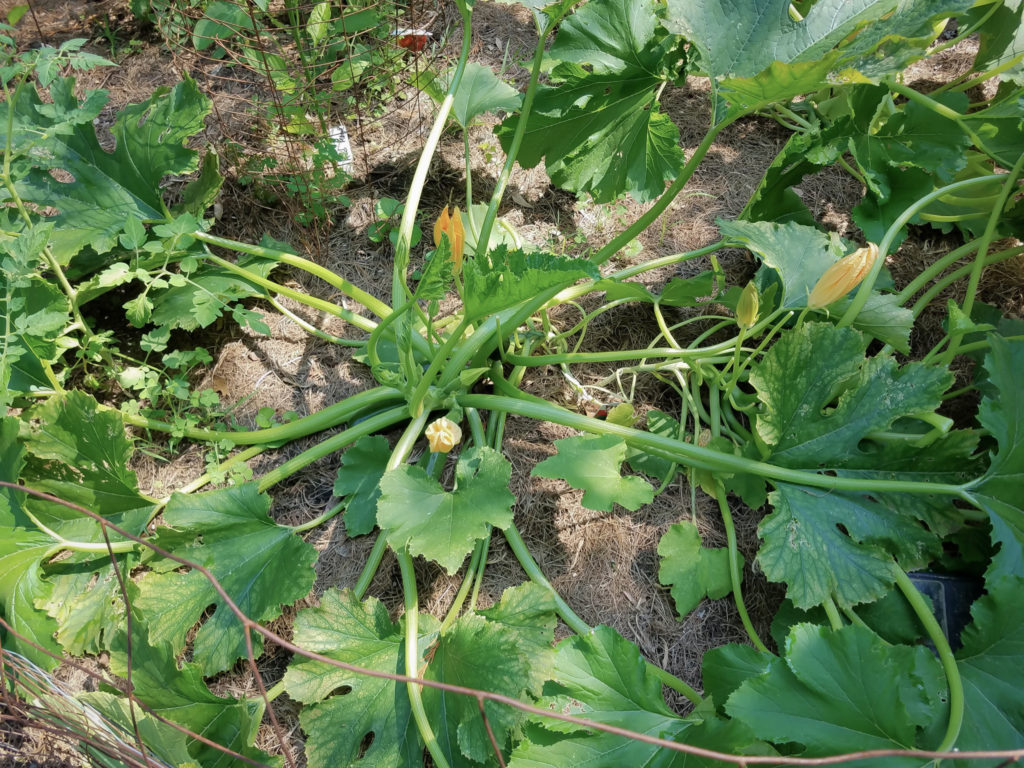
[807,243,879,309]
[736,282,759,330]
[425,417,462,453]
[433,205,465,273]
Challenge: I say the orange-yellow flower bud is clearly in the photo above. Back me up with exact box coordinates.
[807,243,879,309]
[425,417,462,453]
[736,281,759,330]
[433,205,465,273]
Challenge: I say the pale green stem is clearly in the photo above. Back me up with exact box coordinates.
[398,549,452,768]
[121,386,401,444]
[393,21,473,308]
[192,231,391,319]
[940,150,1024,365]
[822,597,843,631]
[459,392,972,497]
[895,569,964,756]
[838,175,1008,329]
[202,251,378,334]
[502,523,702,704]
[352,410,432,599]
[257,407,409,491]
[290,499,345,533]
[171,445,264,498]
[886,81,1000,164]
[475,13,561,252]
[591,115,740,267]
[910,247,1024,318]
[268,296,365,346]
[439,541,485,634]
[713,482,769,653]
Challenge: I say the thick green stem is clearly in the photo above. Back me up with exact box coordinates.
[910,247,1024,318]
[351,410,431,598]
[895,570,964,756]
[121,386,401,444]
[202,252,378,334]
[269,296,365,346]
[439,541,485,634]
[940,150,1024,365]
[459,392,971,497]
[590,115,739,267]
[713,483,769,653]
[397,549,451,768]
[475,14,561,252]
[193,231,391,319]
[171,445,264,499]
[886,81,1000,164]
[838,175,1009,329]
[290,500,345,533]
[502,523,702,705]
[257,407,409,491]
[393,18,473,309]
[822,597,843,631]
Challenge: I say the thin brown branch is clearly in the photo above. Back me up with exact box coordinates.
[479,695,507,768]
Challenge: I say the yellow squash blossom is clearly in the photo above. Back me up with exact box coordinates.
[736,282,759,330]
[425,417,462,454]
[433,205,466,273]
[807,243,879,309]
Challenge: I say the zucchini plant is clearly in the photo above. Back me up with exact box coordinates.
[2,0,1023,765]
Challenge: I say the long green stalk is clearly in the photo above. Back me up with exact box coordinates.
[838,175,1009,329]
[713,482,769,653]
[475,10,563,252]
[895,570,964,757]
[459,392,971,498]
[192,231,392,319]
[940,150,1024,365]
[398,549,452,768]
[502,523,703,705]
[202,252,378,334]
[121,386,402,444]
[256,406,408,490]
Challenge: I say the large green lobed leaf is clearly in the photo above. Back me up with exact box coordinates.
[496,0,685,202]
[378,446,515,574]
[284,589,434,768]
[135,482,317,675]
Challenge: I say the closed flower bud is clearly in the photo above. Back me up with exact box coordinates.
[736,281,759,330]
[425,417,462,453]
[807,243,879,309]
[432,205,465,273]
